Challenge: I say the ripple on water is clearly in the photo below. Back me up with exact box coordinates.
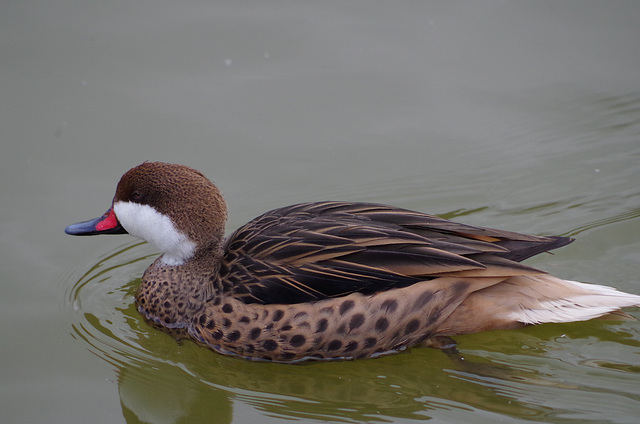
[64,241,159,367]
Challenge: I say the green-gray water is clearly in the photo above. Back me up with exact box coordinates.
[2,2,640,423]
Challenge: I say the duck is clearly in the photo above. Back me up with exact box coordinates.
[65,162,640,362]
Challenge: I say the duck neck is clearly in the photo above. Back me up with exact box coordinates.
[135,243,224,331]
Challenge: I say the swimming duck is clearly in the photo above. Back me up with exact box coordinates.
[65,162,640,362]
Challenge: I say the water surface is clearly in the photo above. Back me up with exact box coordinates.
[2,1,640,423]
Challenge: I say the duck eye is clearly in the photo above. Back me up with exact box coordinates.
[132,191,142,200]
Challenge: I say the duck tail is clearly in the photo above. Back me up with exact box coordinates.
[502,275,640,325]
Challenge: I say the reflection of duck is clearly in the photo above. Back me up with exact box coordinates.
[65,162,640,362]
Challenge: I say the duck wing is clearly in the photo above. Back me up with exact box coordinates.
[218,201,573,305]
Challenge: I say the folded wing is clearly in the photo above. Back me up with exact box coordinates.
[218,202,572,304]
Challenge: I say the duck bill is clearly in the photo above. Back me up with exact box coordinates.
[65,207,128,236]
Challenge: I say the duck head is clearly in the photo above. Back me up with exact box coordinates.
[65,162,228,266]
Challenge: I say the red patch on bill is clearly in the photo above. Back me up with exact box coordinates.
[96,209,119,231]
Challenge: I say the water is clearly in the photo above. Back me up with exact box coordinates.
[2,1,640,423]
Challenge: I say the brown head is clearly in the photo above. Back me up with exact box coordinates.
[66,162,228,265]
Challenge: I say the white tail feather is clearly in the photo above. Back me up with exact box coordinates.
[505,276,640,325]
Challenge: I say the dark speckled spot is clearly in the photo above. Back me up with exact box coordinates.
[412,289,435,310]
[315,318,328,333]
[239,316,250,323]
[344,341,358,352]
[212,329,224,340]
[381,299,398,313]
[426,310,441,326]
[350,313,365,330]
[405,319,420,334]
[249,327,261,339]
[199,315,207,325]
[280,325,292,331]
[206,320,216,330]
[328,340,342,351]
[364,337,377,349]
[222,303,233,313]
[452,280,469,293]
[263,339,278,351]
[273,310,284,321]
[339,300,355,315]
[290,334,306,347]
[375,317,389,332]
[227,331,241,342]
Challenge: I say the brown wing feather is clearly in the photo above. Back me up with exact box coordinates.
[218,201,573,305]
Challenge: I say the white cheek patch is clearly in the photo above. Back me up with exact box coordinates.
[113,201,196,266]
